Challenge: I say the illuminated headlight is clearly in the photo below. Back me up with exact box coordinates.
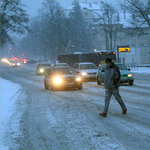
[1,59,4,62]
[24,61,26,64]
[128,74,133,77]
[13,63,15,66]
[82,72,87,76]
[76,77,81,81]
[40,69,44,73]
[17,63,20,66]
[54,77,62,84]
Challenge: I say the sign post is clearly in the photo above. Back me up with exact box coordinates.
[117,46,130,63]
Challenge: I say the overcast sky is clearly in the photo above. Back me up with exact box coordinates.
[22,0,121,17]
[22,0,73,17]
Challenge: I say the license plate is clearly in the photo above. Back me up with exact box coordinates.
[65,82,74,85]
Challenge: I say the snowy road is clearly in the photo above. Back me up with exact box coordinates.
[1,64,150,150]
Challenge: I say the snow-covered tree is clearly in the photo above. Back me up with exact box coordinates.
[69,1,91,52]
[0,0,29,48]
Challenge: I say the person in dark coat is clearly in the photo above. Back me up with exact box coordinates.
[99,58,127,117]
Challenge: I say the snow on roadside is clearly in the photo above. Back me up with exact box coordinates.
[130,67,150,74]
[0,78,22,150]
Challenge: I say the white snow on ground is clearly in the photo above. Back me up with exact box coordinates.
[0,78,22,150]
[130,67,150,74]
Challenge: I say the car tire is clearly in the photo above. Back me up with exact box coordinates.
[78,84,82,90]
[44,81,49,90]
[97,77,101,85]
[129,80,133,85]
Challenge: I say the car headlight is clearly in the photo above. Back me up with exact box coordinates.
[54,77,62,84]
[13,63,15,66]
[128,74,133,77]
[17,63,20,66]
[40,69,44,73]
[82,72,87,76]
[76,77,81,81]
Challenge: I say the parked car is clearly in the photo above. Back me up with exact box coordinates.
[96,63,134,85]
[44,66,82,91]
[73,62,98,82]
[36,64,51,75]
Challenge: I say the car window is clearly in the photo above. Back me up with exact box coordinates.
[116,64,127,70]
[38,64,51,68]
[74,64,78,69]
[80,64,97,69]
[101,64,106,71]
[52,68,75,74]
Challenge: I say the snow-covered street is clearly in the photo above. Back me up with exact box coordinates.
[1,63,150,150]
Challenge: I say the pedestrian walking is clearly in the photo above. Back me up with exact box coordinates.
[99,58,127,117]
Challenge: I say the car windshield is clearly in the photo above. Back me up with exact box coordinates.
[80,64,97,69]
[52,68,75,74]
[116,64,127,70]
[39,64,50,68]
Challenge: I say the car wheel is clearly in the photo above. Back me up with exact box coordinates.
[44,81,49,90]
[78,84,82,90]
[97,77,101,85]
[129,80,133,85]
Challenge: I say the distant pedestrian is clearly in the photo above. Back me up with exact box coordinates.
[99,58,127,117]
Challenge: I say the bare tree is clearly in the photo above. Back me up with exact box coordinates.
[93,2,121,51]
[121,0,150,28]
[0,0,29,47]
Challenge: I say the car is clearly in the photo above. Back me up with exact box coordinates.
[9,61,21,67]
[36,64,51,75]
[96,63,134,85]
[73,62,98,82]
[52,63,69,67]
[44,66,82,91]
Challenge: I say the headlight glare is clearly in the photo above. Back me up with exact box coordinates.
[54,77,62,84]
[82,72,87,76]
[128,74,133,77]
[40,69,44,73]
[76,77,81,81]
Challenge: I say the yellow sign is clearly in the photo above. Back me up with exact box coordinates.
[118,47,130,52]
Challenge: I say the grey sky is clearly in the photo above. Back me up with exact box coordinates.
[22,0,121,17]
[22,0,73,17]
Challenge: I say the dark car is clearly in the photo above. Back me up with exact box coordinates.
[36,64,51,75]
[44,66,82,91]
[96,63,134,85]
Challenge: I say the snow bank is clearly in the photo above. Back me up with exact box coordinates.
[0,78,22,150]
[130,67,150,74]
[0,78,22,121]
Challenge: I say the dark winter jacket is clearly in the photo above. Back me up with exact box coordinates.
[104,63,121,89]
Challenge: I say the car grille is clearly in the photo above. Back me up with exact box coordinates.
[63,78,75,82]
[121,75,128,77]
[87,73,97,75]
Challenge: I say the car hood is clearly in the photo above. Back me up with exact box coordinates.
[120,70,133,75]
[79,69,98,73]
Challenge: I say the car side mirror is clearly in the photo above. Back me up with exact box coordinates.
[101,69,105,72]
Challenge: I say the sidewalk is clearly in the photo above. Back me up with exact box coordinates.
[130,67,150,74]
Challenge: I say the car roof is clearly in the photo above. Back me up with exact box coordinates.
[52,66,71,69]
[38,63,51,65]
[75,62,94,65]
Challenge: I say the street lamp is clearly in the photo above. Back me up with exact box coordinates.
[83,7,110,52]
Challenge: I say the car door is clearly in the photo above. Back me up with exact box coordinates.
[98,64,106,82]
